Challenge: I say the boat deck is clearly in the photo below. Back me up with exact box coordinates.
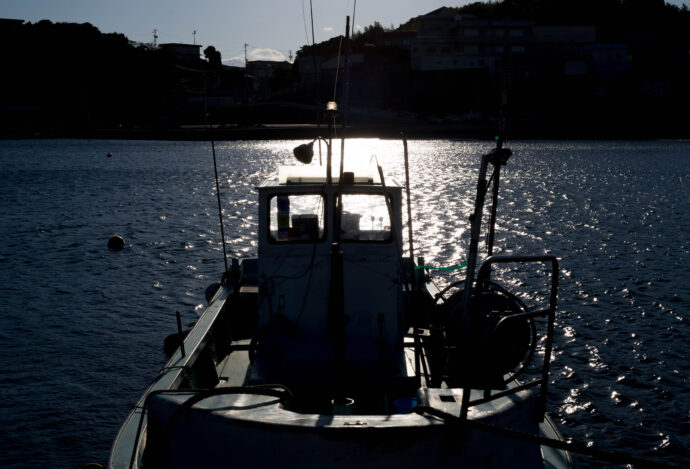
[216,335,426,390]
[217,340,252,387]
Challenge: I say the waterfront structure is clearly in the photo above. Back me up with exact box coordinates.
[159,43,203,65]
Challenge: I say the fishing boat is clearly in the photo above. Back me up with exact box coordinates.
[108,102,571,468]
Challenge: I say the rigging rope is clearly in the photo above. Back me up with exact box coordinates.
[300,0,311,47]
[332,35,344,102]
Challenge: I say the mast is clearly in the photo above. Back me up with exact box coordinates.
[338,15,351,183]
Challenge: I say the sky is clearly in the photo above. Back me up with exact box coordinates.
[3,1,688,67]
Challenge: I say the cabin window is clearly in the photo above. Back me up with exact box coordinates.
[269,193,325,242]
[338,193,392,242]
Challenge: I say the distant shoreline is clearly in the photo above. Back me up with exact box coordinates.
[3,121,688,141]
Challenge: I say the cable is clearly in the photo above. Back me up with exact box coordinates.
[301,0,312,47]
[414,405,682,469]
[333,35,344,103]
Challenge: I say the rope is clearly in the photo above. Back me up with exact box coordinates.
[415,261,468,271]
[414,405,681,469]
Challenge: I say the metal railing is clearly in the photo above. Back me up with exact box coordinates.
[460,255,559,421]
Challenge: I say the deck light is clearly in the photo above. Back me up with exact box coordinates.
[293,142,314,164]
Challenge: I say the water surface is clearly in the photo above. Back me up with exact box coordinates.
[0,138,688,467]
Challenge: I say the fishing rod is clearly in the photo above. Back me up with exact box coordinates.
[211,141,229,274]
[402,132,416,288]
[486,69,511,256]
[461,68,513,312]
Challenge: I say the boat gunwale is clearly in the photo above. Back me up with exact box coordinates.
[108,284,233,469]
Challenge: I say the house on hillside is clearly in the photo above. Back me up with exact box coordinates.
[295,55,325,85]
[246,60,294,99]
[0,18,24,31]
[246,60,292,80]
[411,11,536,74]
[159,43,202,65]
[532,25,597,77]
[375,30,417,51]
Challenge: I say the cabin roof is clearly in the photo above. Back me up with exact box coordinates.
[256,165,384,187]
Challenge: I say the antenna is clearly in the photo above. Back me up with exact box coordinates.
[309,0,320,128]
[153,29,158,47]
[193,30,197,45]
[352,0,357,33]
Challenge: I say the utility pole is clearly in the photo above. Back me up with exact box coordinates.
[289,50,293,62]
[244,43,248,66]
[153,29,158,47]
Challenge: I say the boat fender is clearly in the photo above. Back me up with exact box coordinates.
[205,282,222,304]
[107,234,125,250]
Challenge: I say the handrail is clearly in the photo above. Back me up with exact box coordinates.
[459,255,559,422]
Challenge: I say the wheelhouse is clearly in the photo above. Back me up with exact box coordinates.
[253,165,408,398]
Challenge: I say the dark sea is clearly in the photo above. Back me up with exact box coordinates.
[0,138,688,468]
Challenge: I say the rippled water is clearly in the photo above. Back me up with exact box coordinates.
[0,139,688,468]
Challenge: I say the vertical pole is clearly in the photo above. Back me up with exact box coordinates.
[487,165,501,256]
[459,153,490,420]
[327,116,333,184]
[203,73,208,127]
[328,242,346,405]
[176,311,186,357]
[309,0,321,128]
[341,16,352,111]
[461,153,490,317]
[339,16,351,183]
[537,258,559,421]
[402,133,416,288]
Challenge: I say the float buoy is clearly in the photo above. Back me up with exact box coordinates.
[106,153,113,158]
[108,234,125,250]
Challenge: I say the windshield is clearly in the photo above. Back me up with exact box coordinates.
[338,193,392,242]
[269,193,326,242]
